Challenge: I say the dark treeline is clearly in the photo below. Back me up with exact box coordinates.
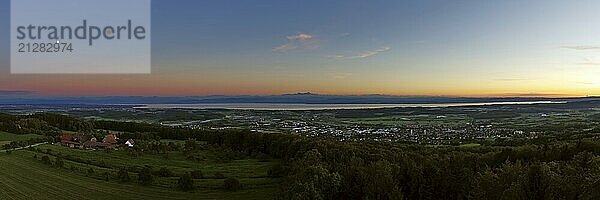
[0,113,91,136]
[3,113,600,199]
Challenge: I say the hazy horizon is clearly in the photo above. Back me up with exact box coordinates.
[0,91,596,98]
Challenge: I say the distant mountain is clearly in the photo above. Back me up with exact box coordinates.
[0,93,593,105]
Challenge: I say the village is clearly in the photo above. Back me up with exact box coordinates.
[60,132,135,150]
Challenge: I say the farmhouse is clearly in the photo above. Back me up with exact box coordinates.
[102,133,118,144]
[60,134,78,148]
[61,133,119,149]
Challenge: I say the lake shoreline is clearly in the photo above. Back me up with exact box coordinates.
[135,101,563,111]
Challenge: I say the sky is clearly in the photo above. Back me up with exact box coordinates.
[0,0,599,97]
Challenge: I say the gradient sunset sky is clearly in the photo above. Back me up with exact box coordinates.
[0,0,599,97]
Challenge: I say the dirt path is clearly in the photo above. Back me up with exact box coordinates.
[0,142,48,153]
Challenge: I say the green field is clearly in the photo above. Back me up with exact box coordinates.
[37,144,278,180]
[0,132,43,146]
[0,143,281,199]
[0,151,277,199]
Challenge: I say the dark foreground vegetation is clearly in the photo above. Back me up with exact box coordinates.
[1,112,600,199]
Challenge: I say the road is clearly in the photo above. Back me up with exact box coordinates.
[0,142,48,153]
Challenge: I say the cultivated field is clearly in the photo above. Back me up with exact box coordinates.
[0,132,43,146]
[0,145,280,199]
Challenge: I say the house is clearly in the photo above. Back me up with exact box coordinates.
[61,134,73,142]
[61,134,78,148]
[102,133,118,144]
[61,133,85,148]
[61,133,118,149]
[73,135,93,144]
[125,139,135,147]
[82,140,98,148]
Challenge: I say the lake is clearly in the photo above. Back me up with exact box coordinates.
[135,101,561,110]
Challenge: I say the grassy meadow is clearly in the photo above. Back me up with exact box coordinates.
[0,139,281,200]
[0,131,43,146]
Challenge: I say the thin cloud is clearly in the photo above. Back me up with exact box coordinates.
[576,81,593,85]
[326,55,345,59]
[499,93,566,97]
[286,33,313,41]
[327,47,391,60]
[273,33,317,52]
[333,73,353,79]
[273,43,297,52]
[494,78,532,82]
[561,45,600,50]
[578,62,600,66]
[353,47,391,58]
[0,90,36,96]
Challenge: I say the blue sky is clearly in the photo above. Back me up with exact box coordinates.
[0,0,599,96]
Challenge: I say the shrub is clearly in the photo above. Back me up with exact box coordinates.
[156,167,174,177]
[86,167,95,175]
[185,152,206,162]
[216,148,245,162]
[41,155,51,164]
[54,157,64,168]
[214,172,226,179]
[224,178,241,191]
[178,173,195,191]
[138,166,154,186]
[117,168,130,182]
[104,172,110,181]
[190,170,203,179]
[267,163,285,177]
[255,153,271,162]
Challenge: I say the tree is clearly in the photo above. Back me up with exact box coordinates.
[86,168,95,176]
[267,163,286,177]
[361,160,403,200]
[279,149,342,200]
[190,170,203,179]
[138,166,154,186]
[41,155,51,165]
[54,157,64,168]
[526,164,547,200]
[214,172,226,179]
[178,173,195,191]
[224,177,241,191]
[117,168,130,182]
[156,167,174,177]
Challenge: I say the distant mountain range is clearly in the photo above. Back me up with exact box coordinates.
[0,93,596,105]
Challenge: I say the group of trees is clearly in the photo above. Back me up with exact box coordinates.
[268,138,600,199]
[0,113,91,137]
